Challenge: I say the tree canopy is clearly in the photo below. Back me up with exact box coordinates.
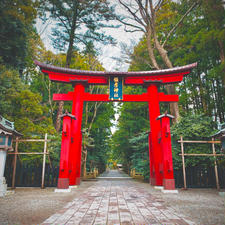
[0,0,224,177]
[112,0,225,175]
[43,0,117,66]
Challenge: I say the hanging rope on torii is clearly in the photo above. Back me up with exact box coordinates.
[35,60,197,191]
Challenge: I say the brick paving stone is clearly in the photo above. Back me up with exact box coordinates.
[41,170,196,225]
[42,213,61,224]
[169,219,191,225]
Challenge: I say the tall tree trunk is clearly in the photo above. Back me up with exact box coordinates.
[218,40,225,95]
[81,148,87,177]
[55,100,64,132]
[81,99,90,178]
[55,2,79,132]
[150,6,180,122]
[216,79,224,122]
[165,84,180,122]
[145,26,180,122]
[154,33,180,122]
[197,70,207,114]
[211,82,218,122]
[183,78,189,112]
[154,37,173,68]
[66,1,78,67]
[146,27,160,70]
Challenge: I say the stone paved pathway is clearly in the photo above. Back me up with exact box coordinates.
[98,169,130,178]
[41,170,195,225]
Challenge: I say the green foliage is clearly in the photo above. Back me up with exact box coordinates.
[44,0,117,52]
[112,86,150,173]
[0,65,24,114]
[127,0,225,123]
[0,70,55,137]
[171,114,218,169]
[172,114,217,138]
[0,64,56,166]
[1,0,224,175]
[168,0,225,121]
[129,38,152,71]
[47,134,62,167]
[0,0,38,70]
[129,132,149,180]
[113,0,225,174]
[85,102,115,173]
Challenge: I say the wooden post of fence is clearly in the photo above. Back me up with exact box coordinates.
[12,137,19,189]
[180,136,187,189]
[41,133,48,189]
[212,138,220,190]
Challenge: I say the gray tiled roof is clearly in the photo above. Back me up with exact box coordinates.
[34,60,197,77]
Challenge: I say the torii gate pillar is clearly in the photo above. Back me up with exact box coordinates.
[147,83,163,186]
[69,83,85,186]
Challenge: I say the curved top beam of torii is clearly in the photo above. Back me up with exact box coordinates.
[34,60,197,86]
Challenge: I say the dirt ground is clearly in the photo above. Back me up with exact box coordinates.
[135,180,225,225]
[0,179,224,225]
[0,181,95,225]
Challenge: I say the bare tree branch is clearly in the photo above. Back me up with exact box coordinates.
[124,27,144,33]
[146,28,160,69]
[154,0,164,12]
[116,15,146,32]
[42,77,54,119]
[145,0,148,12]
[82,150,87,155]
[38,20,52,36]
[118,0,146,27]
[149,0,155,29]
[55,13,70,34]
[88,101,103,131]
[136,0,149,24]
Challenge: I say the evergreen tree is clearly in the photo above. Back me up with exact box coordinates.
[44,0,117,67]
[42,0,118,132]
[0,0,38,71]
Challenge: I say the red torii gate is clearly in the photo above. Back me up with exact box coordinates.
[35,60,197,190]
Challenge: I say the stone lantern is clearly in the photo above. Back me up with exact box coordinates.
[0,115,22,197]
[212,123,225,151]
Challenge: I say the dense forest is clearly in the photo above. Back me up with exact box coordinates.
[0,0,224,179]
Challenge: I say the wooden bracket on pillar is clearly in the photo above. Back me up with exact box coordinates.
[143,80,163,87]
[60,110,76,120]
[156,112,174,120]
[70,79,89,87]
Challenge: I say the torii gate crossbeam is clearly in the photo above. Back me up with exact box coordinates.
[53,92,179,102]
